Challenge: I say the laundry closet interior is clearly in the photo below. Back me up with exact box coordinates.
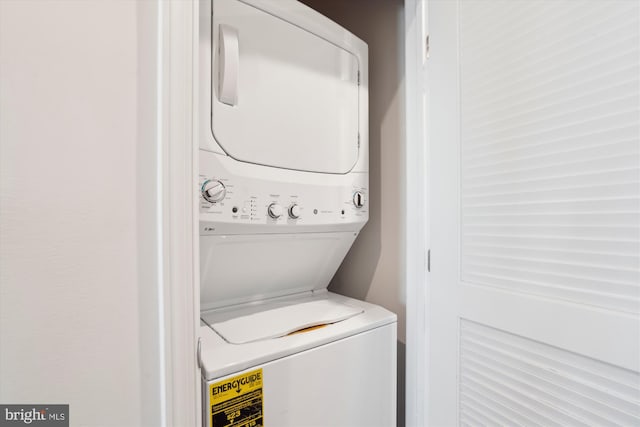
[1,0,638,426]
[196,0,406,426]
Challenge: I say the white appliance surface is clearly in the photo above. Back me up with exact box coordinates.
[211,299,364,344]
[198,0,370,312]
[197,1,392,426]
[200,230,359,310]
[200,291,396,379]
[200,292,397,427]
[210,0,360,174]
[199,0,369,174]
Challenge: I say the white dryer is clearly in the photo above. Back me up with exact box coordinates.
[197,1,397,426]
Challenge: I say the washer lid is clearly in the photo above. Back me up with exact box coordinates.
[211,0,360,174]
[212,300,363,344]
[199,292,398,380]
[200,232,358,311]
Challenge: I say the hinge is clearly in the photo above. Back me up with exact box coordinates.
[357,71,360,85]
[427,249,431,272]
[425,35,430,59]
[197,338,202,369]
[357,133,360,148]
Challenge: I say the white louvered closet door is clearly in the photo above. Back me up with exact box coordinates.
[426,1,640,425]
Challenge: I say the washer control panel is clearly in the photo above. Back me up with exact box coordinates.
[198,151,368,234]
[198,174,367,232]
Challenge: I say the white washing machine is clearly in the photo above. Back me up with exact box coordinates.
[197,1,397,426]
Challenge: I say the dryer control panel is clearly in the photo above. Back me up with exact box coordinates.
[199,151,368,235]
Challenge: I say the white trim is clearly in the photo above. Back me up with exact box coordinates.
[404,0,429,426]
[136,1,168,424]
[158,1,200,425]
[157,1,168,423]
[192,1,203,425]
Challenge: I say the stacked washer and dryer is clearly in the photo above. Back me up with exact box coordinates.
[197,0,397,426]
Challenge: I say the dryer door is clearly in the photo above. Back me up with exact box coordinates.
[211,0,360,174]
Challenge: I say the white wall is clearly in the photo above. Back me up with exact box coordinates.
[0,2,164,425]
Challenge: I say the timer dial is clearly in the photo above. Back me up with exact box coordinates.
[288,204,301,219]
[268,203,283,219]
[202,180,226,203]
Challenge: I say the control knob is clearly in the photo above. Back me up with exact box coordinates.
[202,180,226,203]
[268,203,283,219]
[288,204,301,219]
[353,191,365,208]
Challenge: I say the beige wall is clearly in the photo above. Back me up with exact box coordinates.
[299,0,407,343]
[0,2,164,425]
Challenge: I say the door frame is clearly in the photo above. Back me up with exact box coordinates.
[404,0,429,426]
[403,1,640,425]
[164,0,436,424]
[155,0,201,425]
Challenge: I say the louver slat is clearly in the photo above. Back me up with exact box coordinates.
[460,321,640,426]
[459,0,640,313]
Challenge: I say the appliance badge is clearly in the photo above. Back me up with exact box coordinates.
[209,368,263,427]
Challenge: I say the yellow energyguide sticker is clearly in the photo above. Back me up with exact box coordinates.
[210,368,264,427]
